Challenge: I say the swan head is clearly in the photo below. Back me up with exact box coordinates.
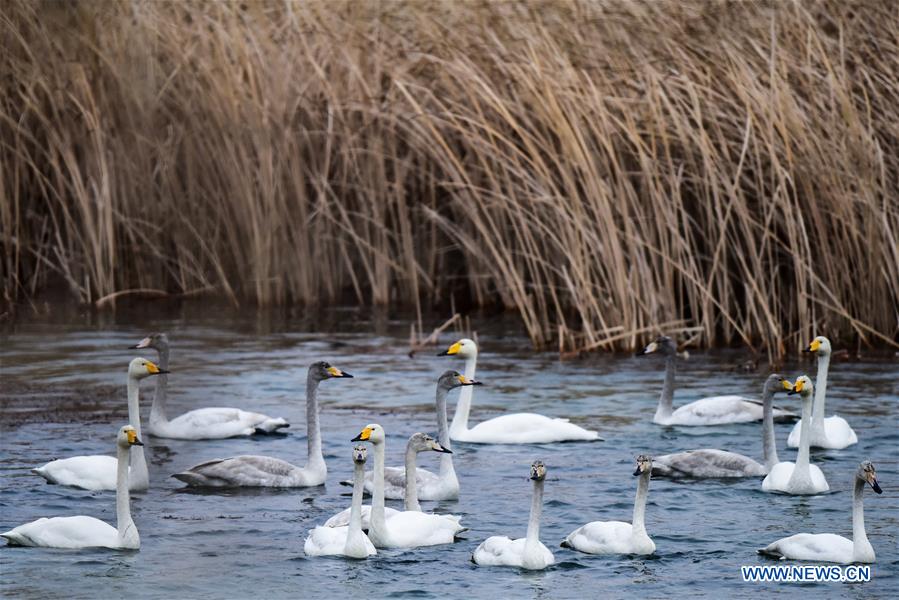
[438,338,478,359]
[407,432,452,454]
[637,335,676,356]
[803,336,832,355]
[128,357,169,379]
[530,460,547,481]
[438,370,482,390]
[130,333,169,351]
[309,361,353,381]
[634,454,652,476]
[858,461,883,494]
[764,373,790,394]
[352,445,368,464]
[352,423,385,444]
[787,375,814,397]
[117,425,144,448]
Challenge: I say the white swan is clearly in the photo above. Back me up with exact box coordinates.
[759,461,882,563]
[304,445,377,558]
[786,336,858,450]
[348,424,465,548]
[439,339,600,443]
[472,460,555,570]
[3,425,143,549]
[652,374,790,478]
[132,333,288,439]
[325,432,451,527]
[345,371,470,500]
[638,336,796,426]
[32,358,163,491]
[762,376,830,495]
[562,455,655,555]
[171,362,351,487]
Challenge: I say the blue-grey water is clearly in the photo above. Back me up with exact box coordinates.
[1,307,896,599]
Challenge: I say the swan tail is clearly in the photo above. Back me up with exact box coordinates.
[31,467,56,484]
[1,532,24,546]
[172,472,212,486]
[560,539,572,549]
[254,418,290,434]
[757,546,784,559]
[338,479,353,488]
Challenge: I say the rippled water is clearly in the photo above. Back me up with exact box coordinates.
[1,307,897,599]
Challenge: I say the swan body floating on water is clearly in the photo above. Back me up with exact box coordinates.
[562,455,655,555]
[472,460,555,569]
[762,376,830,495]
[132,333,288,439]
[759,461,882,563]
[638,336,796,426]
[304,445,377,558]
[172,362,352,487]
[439,339,600,443]
[326,432,451,528]
[344,371,471,500]
[347,424,465,548]
[652,374,790,478]
[786,337,857,450]
[32,358,163,491]
[3,426,143,549]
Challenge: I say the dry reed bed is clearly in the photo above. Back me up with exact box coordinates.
[1,0,897,357]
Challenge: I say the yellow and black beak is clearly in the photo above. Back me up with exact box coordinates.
[788,378,804,395]
[438,341,462,357]
[327,366,353,378]
[781,379,792,391]
[803,339,821,353]
[456,374,482,386]
[145,360,170,376]
[351,426,373,442]
[126,429,144,446]
[867,472,883,494]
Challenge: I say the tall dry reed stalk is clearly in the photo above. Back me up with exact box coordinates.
[1,0,897,357]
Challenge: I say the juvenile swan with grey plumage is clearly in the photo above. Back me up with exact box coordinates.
[131,333,288,439]
[439,339,601,443]
[652,374,790,478]
[562,456,655,555]
[171,362,352,487]
[638,336,796,426]
[759,462,882,563]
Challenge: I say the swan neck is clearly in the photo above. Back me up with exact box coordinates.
[813,353,829,429]
[115,442,135,544]
[126,374,149,487]
[370,441,387,535]
[656,354,675,420]
[794,393,813,473]
[525,478,544,547]
[852,478,870,555]
[449,355,477,436]
[762,385,779,470]
[436,386,456,480]
[404,444,421,512]
[348,460,366,537]
[632,472,650,534]
[149,346,170,425]
[305,375,325,473]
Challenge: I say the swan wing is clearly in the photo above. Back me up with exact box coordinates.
[324,505,401,528]
[669,396,765,425]
[760,533,853,563]
[33,455,119,491]
[357,466,441,499]
[2,516,120,549]
[172,455,312,487]
[762,461,795,492]
[822,415,857,448]
[463,413,600,444]
[563,521,635,554]
[472,536,525,566]
[653,449,766,478]
[155,407,288,439]
[304,526,348,556]
[380,510,465,548]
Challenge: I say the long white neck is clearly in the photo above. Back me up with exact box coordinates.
[347,460,366,540]
[655,354,675,421]
[305,375,325,475]
[149,346,170,426]
[370,440,387,539]
[794,393,813,474]
[404,445,421,512]
[812,353,830,432]
[449,354,477,437]
[851,478,873,561]
[126,375,149,488]
[762,384,779,470]
[115,442,138,547]
[632,472,651,535]
[435,386,457,483]
[525,478,544,548]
